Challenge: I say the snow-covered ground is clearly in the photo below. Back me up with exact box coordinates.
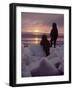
[22,44,64,77]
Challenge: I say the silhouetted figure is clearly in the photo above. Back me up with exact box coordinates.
[50,23,58,48]
[40,34,50,56]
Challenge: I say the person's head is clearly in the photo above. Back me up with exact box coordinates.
[52,23,57,28]
[42,34,47,41]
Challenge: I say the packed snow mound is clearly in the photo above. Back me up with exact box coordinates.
[22,44,64,77]
[22,61,31,77]
[29,44,46,57]
[31,58,59,76]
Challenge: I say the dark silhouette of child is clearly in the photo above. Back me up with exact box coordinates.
[50,23,58,48]
[40,34,50,56]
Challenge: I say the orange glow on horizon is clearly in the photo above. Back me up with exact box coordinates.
[34,29,39,33]
[22,26,64,34]
[22,25,50,33]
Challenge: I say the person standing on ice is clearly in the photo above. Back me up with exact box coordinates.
[50,23,58,48]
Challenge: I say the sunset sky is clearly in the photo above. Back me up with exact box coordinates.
[21,12,64,35]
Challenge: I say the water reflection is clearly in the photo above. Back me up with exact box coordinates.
[35,37,39,44]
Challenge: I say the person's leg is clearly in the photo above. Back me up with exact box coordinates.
[54,39,56,48]
[45,48,50,56]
